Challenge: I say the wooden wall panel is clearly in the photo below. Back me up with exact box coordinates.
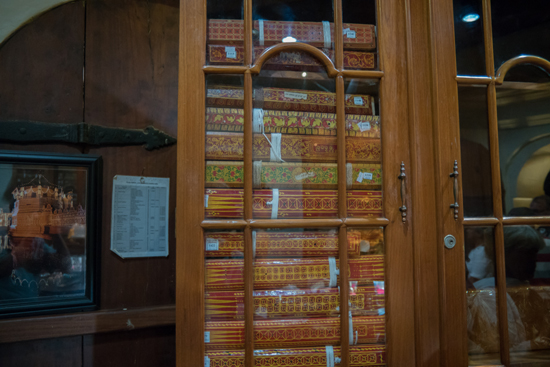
[83,326,175,367]
[0,336,82,367]
[84,0,179,309]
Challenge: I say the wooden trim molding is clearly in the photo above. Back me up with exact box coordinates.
[0,305,175,344]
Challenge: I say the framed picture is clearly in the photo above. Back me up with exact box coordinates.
[0,151,101,317]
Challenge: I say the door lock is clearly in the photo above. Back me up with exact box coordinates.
[444,235,456,249]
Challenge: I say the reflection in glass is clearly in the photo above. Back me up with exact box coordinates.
[453,0,485,76]
[465,227,501,365]
[496,70,550,216]
[458,86,493,217]
[502,226,550,364]
[491,1,550,72]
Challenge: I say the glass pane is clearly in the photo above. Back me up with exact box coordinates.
[207,0,244,66]
[252,0,335,64]
[503,226,550,365]
[491,1,550,72]
[458,85,493,217]
[345,79,382,218]
[205,74,245,219]
[453,0,486,76]
[465,226,501,365]
[342,0,378,71]
[251,65,339,219]
[496,71,550,216]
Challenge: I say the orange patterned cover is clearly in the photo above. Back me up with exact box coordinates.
[205,107,381,138]
[204,189,383,219]
[205,133,381,163]
[207,19,376,50]
[207,87,374,115]
[205,345,386,366]
[205,285,385,320]
[204,230,361,258]
[205,256,384,291]
[208,45,376,70]
[205,316,385,349]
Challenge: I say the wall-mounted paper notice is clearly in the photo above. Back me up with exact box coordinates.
[111,175,169,258]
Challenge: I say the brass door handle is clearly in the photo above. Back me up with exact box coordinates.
[449,160,459,220]
[398,162,407,222]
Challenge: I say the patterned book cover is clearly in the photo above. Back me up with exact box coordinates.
[205,133,381,163]
[205,345,386,366]
[205,161,382,189]
[205,316,385,349]
[205,188,383,219]
[206,107,381,138]
[204,230,361,258]
[207,19,376,50]
[208,45,376,70]
[205,256,384,290]
[205,285,385,320]
[207,87,374,115]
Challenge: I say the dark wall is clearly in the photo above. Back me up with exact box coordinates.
[0,0,178,365]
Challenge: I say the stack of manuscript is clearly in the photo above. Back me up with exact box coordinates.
[207,19,376,50]
[205,285,385,320]
[205,316,385,349]
[206,108,380,137]
[205,133,381,163]
[205,345,386,366]
[207,87,374,114]
[206,161,382,189]
[204,188,382,218]
[205,256,384,291]
[204,230,362,258]
[208,45,376,70]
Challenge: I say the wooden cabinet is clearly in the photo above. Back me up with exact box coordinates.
[176,0,550,366]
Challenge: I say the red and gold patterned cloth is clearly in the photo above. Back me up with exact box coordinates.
[205,256,384,291]
[206,108,381,138]
[207,87,374,115]
[208,45,376,70]
[205,285,385,320]
[205,133,381,163]
[204,189,383,219]
[205,316,385,349]
[207,19,376,50]
[204,230,361,258]
[205,345,386,366]
[205,161,382,189]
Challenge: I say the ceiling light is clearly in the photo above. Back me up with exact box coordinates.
[282,36,297,43]
[462,13,480,22]
[302,72,307,77]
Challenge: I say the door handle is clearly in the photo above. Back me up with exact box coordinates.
[449,160,459,220]
[398,162,407,222]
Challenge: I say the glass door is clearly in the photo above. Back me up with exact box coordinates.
[177,0,415,366]
[435,0,550,366]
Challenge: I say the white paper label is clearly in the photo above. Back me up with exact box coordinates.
[356,172,373,183]
[204,331,210,343]
[284,91,308,100]
[353,96,364,105]
[206,238,219,251]
[358,122,371,132]
[225,46,236,59]
[204,195,209,207]
[346,30,356,38]
[295,171,316,181]
[204,356,210,367]
[378,308,385,316]
[343,28,350,34]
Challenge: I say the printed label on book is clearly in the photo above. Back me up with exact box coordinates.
[346,30,356,38]
[358,122,371,132]
[353,96,364,105]
[204,356,210,367]
[225,46,237,59]
[284,91,308,100]
[204,332,210,343]
[295,171,316,181]
[204,195,209,208]
[356,172,373,183]
[205,238,219,251]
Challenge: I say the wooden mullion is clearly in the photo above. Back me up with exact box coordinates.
[487,81,510,366]
[243,0,252,66]
[333,0,343,70]
[376,0,383,72]
[341,70,384,79]
[463,217,499,226]
[456,76,493,85]
[482,0,495,77]
[243,70,254,367]
[337,76,347,219]
[339,225,350,367]
[249,218,344,228]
